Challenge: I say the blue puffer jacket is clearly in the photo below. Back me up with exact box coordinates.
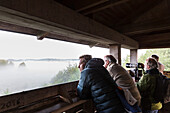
[77,58,125,113]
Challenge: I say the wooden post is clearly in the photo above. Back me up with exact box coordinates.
[109,44,121,65]
[130,49,138,64]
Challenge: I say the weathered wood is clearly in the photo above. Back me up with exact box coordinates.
[0,0,138,49]
[51,100,87,113]
[134,32,170,49]
[0,81,78,112]
[81,100,94,113]
[81,0,130,15]
[135,33,170,43]
[120,17,170,35]
[76,0,108,12]
[163,71,170,78]
[139,43,170,49]
[116,0,163,26]
[12,96,61,113]
[51,99,94,113]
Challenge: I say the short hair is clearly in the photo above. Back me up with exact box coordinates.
[151,54,159,61]
[146,57,158,69]
[79,55,92,64]
[104,55,117,63]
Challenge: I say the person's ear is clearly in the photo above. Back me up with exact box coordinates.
[82,63,86,69]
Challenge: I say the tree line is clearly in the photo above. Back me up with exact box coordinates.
[122,48,170,71]
[51,49,170,85]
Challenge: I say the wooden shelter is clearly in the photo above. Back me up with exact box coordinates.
[0,0,169,112]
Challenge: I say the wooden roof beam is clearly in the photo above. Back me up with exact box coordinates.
[136,33,170,43]
[80,0,130,15]
[0,0,138,49]
[139,41,170,49]
[115,0,163,26]
[76,0,109,12]
[120,16,170,35]
[134,32,170,49]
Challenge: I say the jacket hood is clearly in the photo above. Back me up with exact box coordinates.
[85,58,104,68]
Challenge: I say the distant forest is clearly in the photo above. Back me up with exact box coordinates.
[7,58,79,62]
[0,58,79,68]
[48,49,170,85]
[0,48,169,94]
[122,48,170,71]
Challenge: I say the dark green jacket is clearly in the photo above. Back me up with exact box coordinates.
[137,68,160,110]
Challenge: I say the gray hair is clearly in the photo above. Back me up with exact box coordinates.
[147,57,158,69]
[104,55,117,63]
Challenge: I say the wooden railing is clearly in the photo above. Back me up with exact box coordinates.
[0,81,94,113]
[163,71,170,78]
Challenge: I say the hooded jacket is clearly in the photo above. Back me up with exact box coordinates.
[137,68,162,111]
[77,58,125,113]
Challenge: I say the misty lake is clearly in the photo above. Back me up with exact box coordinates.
[0,60,79,96]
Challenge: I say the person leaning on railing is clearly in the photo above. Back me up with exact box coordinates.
[77,55,126,113]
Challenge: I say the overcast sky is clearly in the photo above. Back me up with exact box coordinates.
[0,30,145,60]
[0,30,110,59]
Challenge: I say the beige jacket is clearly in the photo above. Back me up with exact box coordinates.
[107,63,141,105]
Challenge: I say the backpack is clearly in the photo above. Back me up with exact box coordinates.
[115,86,142,113]
[153,73,169,103]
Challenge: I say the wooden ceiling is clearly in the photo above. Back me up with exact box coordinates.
[55,0,170,49]
[0,0,170,49]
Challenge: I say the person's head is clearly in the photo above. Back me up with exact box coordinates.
[104,55,117,68]
[78,55,92,72]
[151,54,159,61]
[145,57,158,70]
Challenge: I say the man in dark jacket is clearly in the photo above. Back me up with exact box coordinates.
[77,55,126,113]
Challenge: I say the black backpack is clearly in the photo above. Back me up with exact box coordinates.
[153,73,169,103]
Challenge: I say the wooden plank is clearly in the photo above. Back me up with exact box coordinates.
[0,93,24,113]
[13,96,61,113]
[81,0,130,15]
[0,81,78,112]
[163,71,170,78]
[134,32,170,49]
[135,33,170,43]
[139,41,170,49]
[121,17,170,35]
[0,0,138,49]
[55,0,108,12]
[81,100,94,113]
[51,100,88,113]
[64,100,94,113]
[116,0,163,26]
[76,0,108,12]
[118,0,169,35]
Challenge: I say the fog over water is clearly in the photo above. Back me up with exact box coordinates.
[0,60,78,96]
[0,30,137,97]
